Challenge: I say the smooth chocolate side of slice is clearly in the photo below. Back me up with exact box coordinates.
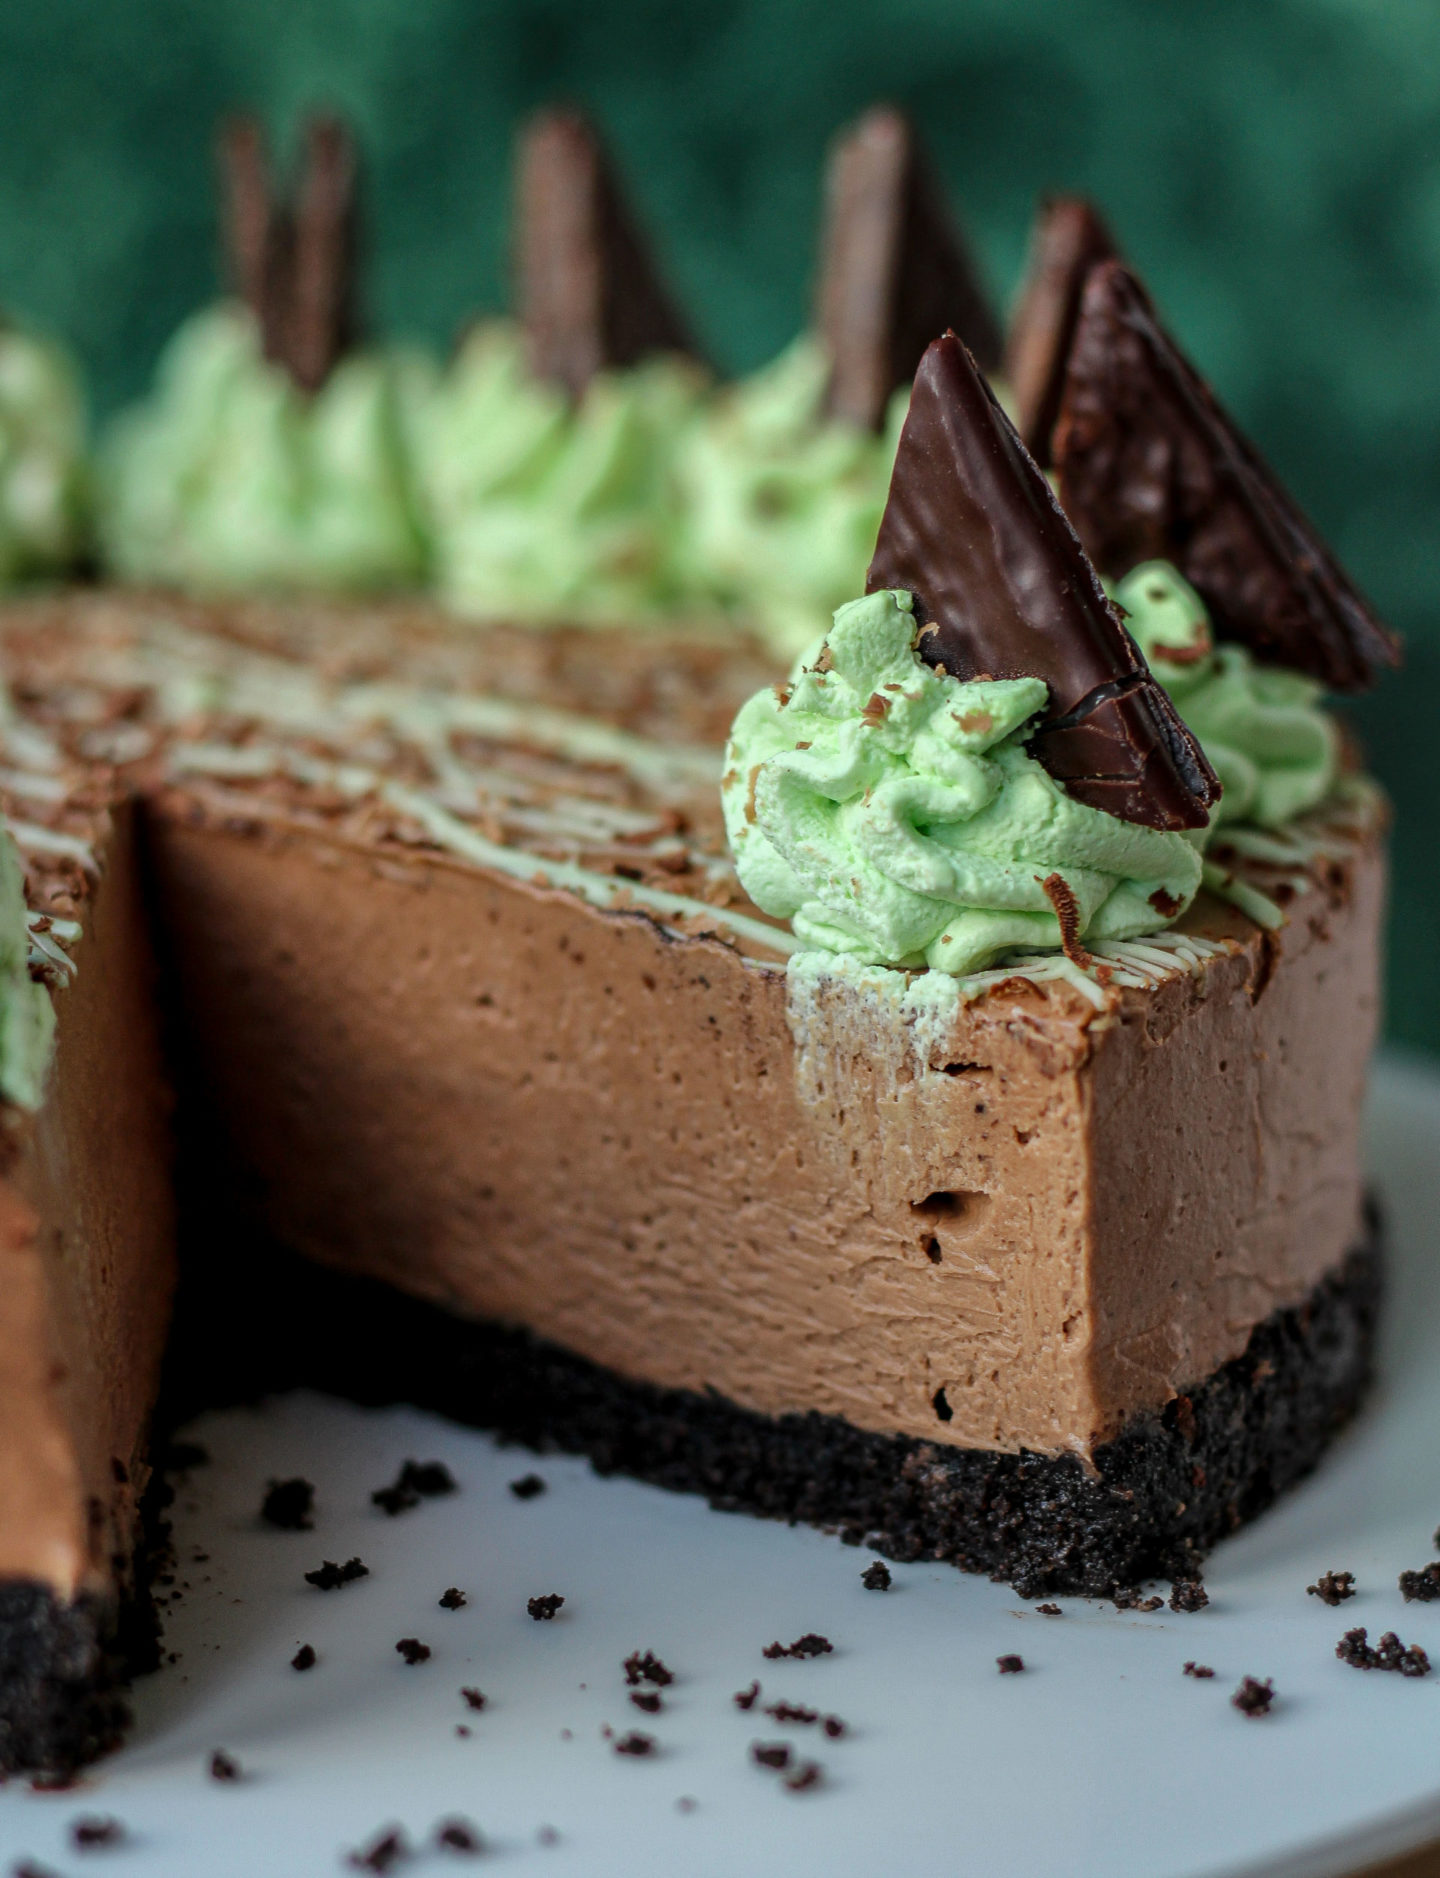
[1005,195,1118,466]
[515,109,696,401]
[817,105,1002,432]
[866,331,1217,829]
[1053,260,1400,691]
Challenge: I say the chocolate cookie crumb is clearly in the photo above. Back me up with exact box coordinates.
[614,1731,655,1756]
[763,1634,832,1660]
[439,1587,467,1610]
[260,1477,315,1531]
[623,1649,673,1687]
[1308,1570,1356,1606]
[372,1459,457,1516]
[396,1637,431,1665]
[823,1715,846,1738]
[455,1726,470,1738]
[766,1702,818,1725]
[1169,1580,1209,1613]
[434,1816,482,1853]
[1183,1662,1215,1678]
[509,1474,547,1500]
[208,1749,241,1781]
[997,1654,1025,1674]
[291,1643,317,1671]
[461,1687,487,1711]
[1398,1563,1440,1603]
[13,1860,62,1878]
[537,1826,559,1846]
[1036,1603,1062,1616]
[1336,1627,1431,1676]
[752,1742,791,1770]
[528,1594,564,1621]
[861,1561,891,1591]
[734,1681,760,1710]
[70,1817,125,1850]
[347,1827,410,1871]
[630,1690,662,1713]
[1231,1676,1274,1716]
[1113,1588,1164,1613]
[305,1556,368,1590]
[785,1761,823,1792]
[676,1797,697,1813]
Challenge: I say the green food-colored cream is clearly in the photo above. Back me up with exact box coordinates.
[0,830,54,1111]
[0,323,89,586]
[723,567,1341,974]
[98,303,429,594]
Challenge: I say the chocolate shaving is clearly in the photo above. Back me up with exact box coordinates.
[1053,260,1400,691]
[1039,872,1089,966]
[817,105,1001,431]
[218,113,358,393]
[515,109,697,401]
[867,331,1217,830]
[1005,196,1119,466]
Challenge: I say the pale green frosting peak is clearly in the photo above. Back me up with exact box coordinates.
[98,302,429,594]
[0,324,89,585]
[418,319,710,626]
[722,588,1203,973]
[0,828,54,1111]
[1112,561,1339,829]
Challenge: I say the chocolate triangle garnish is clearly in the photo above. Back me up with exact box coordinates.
[1054,260,1400,691]
[1004,195,1118,467]
[217,113,358,393]
[515,109,697,400]
[866,332,1218,831]
[817,106,1001,431]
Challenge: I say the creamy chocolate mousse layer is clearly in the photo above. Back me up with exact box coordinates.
[0,801,175,1598]
[145,786,1382,1458]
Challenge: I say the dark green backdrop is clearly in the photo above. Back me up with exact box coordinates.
[1,0,1436,1050]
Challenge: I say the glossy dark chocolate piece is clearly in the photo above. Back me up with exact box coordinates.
[1054,261,1399,692]
[217,113,357,394]
[1005,195,1118,467]
[817,106,1001,432]
[515,109,697,401]
[866,332,1217,830]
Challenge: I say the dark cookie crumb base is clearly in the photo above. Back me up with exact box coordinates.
[182,1215,1380,1603]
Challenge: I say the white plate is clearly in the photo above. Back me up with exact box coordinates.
[3,1055,1440,1878]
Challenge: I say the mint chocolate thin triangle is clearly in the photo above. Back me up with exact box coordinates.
[1054,260,1399,691]
[1005,195,1118,467]
[218,113,358,394]
[816,106,1001,432]
[866,332,1218,831]
[515,109,698,400]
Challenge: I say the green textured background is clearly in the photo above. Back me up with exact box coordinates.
[0,0,1436,1050]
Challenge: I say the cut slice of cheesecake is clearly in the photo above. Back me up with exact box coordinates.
[0,766,174,1775]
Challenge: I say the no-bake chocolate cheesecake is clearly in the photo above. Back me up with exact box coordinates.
[0,267,1394,1773]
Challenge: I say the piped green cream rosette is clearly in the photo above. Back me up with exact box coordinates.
[98,302,429,594]
[676,335,901,658]
[0,322,90,585]
[416,320,709,627]
[722,566,1341,976]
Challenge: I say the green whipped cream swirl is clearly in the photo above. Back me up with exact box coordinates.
[0,324,89,585]
[98,302,429,594]
[1112,561,1339,829]
[722,589,1203,973]
[676,335,899,658]
[0,829,54,1111]
[416,320,708,627]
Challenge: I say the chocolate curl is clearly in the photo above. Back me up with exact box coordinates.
[1005,195,1118,466]
[866,331,1218,831]
[515,108,697,401]
[283,114,358,394]
[1054,260,1400,691]
[817,106,1002,432]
